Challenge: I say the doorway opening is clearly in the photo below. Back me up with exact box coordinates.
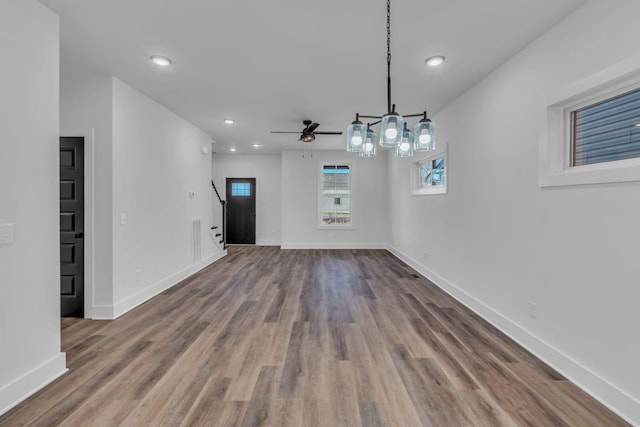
[226,178,256,244]
[60,137,84,317]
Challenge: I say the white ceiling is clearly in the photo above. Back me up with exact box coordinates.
[39,0,586,154]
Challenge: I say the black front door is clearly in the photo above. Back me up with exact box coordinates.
[226,178,256,244]
[60,137,84,317]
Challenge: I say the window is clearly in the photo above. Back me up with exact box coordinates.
[320,164,352,226]
[412,145,447,195]
[231,182,251,196]
[571,87,640,166]
[540,57,640,187]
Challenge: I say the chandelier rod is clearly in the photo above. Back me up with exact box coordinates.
[355,0,428,123]
[387,0,392,114]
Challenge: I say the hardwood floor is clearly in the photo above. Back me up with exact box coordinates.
[0,246,630,426]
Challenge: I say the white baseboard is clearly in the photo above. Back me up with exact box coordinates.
[256,240,281,246]
[280,242,388,250]
[0,353,67,417]
[91,250,227,320]
[388,246,640,427]
[90,304,115,320]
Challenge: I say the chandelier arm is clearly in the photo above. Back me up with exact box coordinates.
[403,113,428,119]
[358,114,383,120]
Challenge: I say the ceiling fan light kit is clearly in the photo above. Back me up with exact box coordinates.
[346,0,440,158]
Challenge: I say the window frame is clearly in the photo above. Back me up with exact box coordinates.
[318,161,354,229]
[540,55,640,187]
[411,144,448,196]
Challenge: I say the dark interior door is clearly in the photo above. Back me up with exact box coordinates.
[60,137,84,317]
[226,178,256,244]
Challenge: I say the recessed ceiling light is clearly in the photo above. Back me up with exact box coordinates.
[425,55,445,67]
[223,119,235,125]
[252,144,263,148]
[229,148,237,152]
[150,55,172,67]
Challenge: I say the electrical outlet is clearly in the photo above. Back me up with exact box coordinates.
[120,213,127,225]
[528,301,538,319]
[0,223,15,245]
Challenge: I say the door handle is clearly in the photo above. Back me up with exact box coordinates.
[75,232,84,238]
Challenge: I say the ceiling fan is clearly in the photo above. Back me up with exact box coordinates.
[271,120,343,142]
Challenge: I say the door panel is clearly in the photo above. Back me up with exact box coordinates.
[60,137,84,317]
[226,178,256,244]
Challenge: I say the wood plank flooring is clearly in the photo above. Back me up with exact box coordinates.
[0,246,630,426]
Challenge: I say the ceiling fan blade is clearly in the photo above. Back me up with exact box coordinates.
[306,122,320,133]
[270,131,302,134]
[314,131,343,135]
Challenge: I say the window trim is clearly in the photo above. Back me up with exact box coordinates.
[411,144,448,196]
[318,161,354,229]
[540,54,640,187]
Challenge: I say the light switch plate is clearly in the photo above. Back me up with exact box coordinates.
[0,223,15,245]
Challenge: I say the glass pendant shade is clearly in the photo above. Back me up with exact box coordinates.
[414,119,436,151]
[395,125,414,157]
[346,120,365,152]
[379,113,404,147]
[360,128,377,157]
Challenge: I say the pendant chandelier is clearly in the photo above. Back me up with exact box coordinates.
[346,0,439,157]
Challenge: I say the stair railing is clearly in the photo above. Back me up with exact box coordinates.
[211,180,226,249]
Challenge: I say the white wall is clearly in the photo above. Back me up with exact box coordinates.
[61,76,224,319]
[111,78,221,312]
[387,0,640,423]
[60,75,113,309]
[212,153,282,245]
[0,0,67,415]
[281,150,389,249]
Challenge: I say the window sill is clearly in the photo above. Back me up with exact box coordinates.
[412,186,447,196]
[318,224,355,230]
[540,158,640,188]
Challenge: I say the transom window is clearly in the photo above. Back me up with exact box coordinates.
[231,182,251,196]
[320,164,352,226]
[571,86,640,166]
